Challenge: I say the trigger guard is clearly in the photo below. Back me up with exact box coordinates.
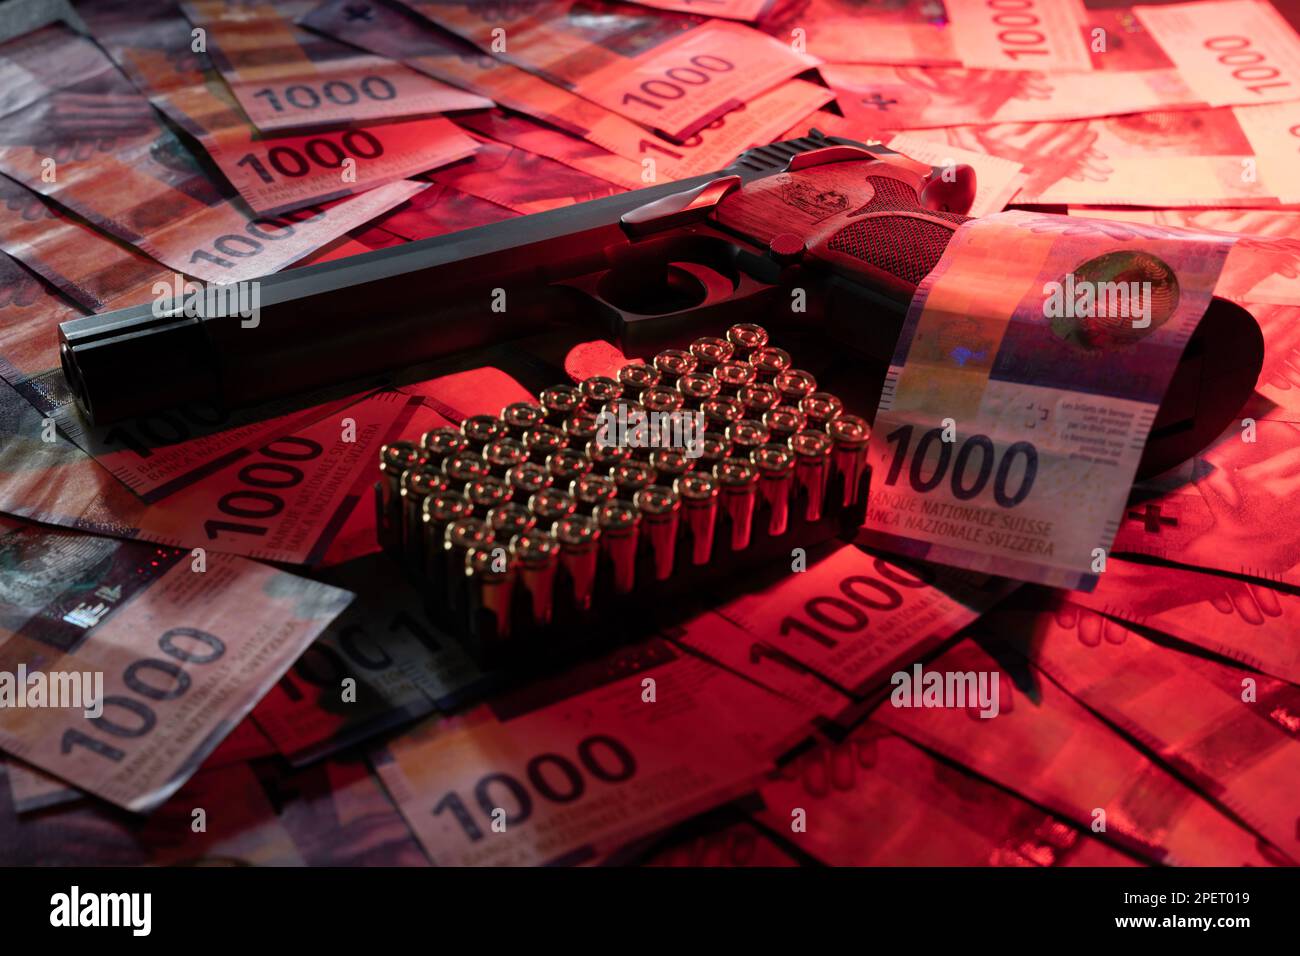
[920,164,977,215]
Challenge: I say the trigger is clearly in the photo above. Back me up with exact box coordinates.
[920,163,976,215]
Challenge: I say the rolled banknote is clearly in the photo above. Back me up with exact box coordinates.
[710,542,1011,697]
[82,0,481,216]
[251,553,487,765]
[874,638,1290,866]
[0,516,353,812]
[861,209,1234,589]
[1062,555,1300,686]
[1001,599,1300,863]
[372,638,813,866]
[755,722,1139,866]
[0,24,426,281]
[177,0,489,132]
[411,0,819,141]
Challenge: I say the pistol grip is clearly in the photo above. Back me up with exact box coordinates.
[712,160,974,307]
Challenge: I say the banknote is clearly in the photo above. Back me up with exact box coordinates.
[1002,599,1300,863]
[0,173,163,317]
[370,182,515,242]
[5,758,81,813]
[758,0,959,67]
[667,609,857,724]
[862,209,1233,589]
[305,0,829,178]
[715,543,1010,696]
[0,373,441,564]
[458,79,835,190]
[905,104,1300,207]
[372,638,813,866]
[255,755,430,865]
[947,0,1092,72]
[0,24,426,281]
[179,0,489,132]
[6,708,277,813]
[0,516,353,812]
[1108,402,1300,584]
[1134,0,1300,109]
[755,722,1138,866]
[1062,555,1300,686]
[426,135,622,215]
[252,553,487,764]
[0,758,307,865]
[413,0,818,141]
[630,0,774,21]
[82,0,480,216]
[822,52,1300,130]
[874,639,1290,865]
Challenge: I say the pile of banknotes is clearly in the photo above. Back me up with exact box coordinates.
[1,0,1299,867]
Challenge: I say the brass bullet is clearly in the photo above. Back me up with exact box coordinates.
[726,323,769,360]
[522,424,569,463]
[594,500,641,594]
[571,474,618,512]
[676,371,722,407]
[505,461,553,503]
[827,414,871,507]
[773,369,818,406]
[713,458,760,551]
[481,436,529,477]
[465,546,516,641]
[539,384,581,424]
[712,360,757,396]
[763,407,807,444]
[747,346,793,381]
[674,473,719,565]
[617,362,661,392]
[800,392,844,431]
[552,515,601,612]
[789,430,832,521]
[485,502,537,542]
[750,444,796,536]
[510,530,562,627]
[634,485,682,581]
[465,476,512,517]
[461,414,509,448]
[652,348,698,386]
[500,402,545,438]
[418,428,467,469]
